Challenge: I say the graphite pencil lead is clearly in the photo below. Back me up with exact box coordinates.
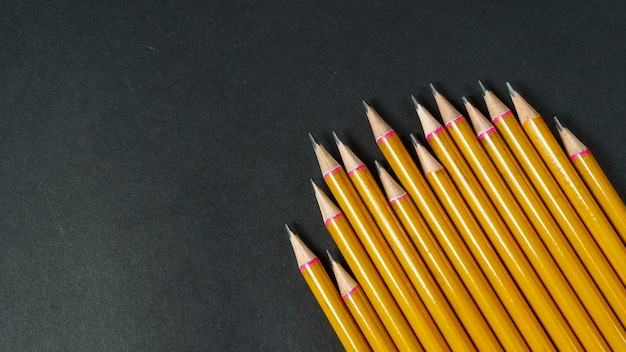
[374,160,384,175]
[506,82,516,97]
[429,83,439,96]
[326,250,336,264]
[362,100,371,111]
[285,223,294,238]
[308,132,319,148]
[554,116,565,131]
[478,80,487,95]
[462,96,469,105]
[410,94,419,109]
[409,134,421,148]
[332,131,342,146]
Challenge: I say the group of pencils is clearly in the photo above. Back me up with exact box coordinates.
[286,82,626,351]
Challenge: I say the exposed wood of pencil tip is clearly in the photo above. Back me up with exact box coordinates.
[431,84,463,123]
[507,83,540,123]
[478,81,487,96]
[335,135,365,173]
[364,102,393,139]
[556,121,588,155]
[414,100,443,136]
[287,226,317,268]
[377,163,407,201]
[331,260,359,297]
[482,83,511,118]
[463,97,495,135]
[413,142,443,174]
[310,133,341,175]
[312,180,342,221]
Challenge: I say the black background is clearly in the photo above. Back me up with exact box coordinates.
[1,1,625,351]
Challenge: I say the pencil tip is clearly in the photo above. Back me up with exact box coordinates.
[506,82,516,97]
[308,132,319,149]
[554,116,564,131]
[478,80,486,95]
[374,160,383,174]
[331,131,341,146]
[285,224,294,237]
[361,100,370,111]
[462,96,469,105]
[409,134,421,147]
[326,250,336,264]
[410,94,419,109]
[429,83,438,95]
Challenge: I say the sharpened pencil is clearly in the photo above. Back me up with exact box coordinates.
[481,84,626,324]
[508,84,626,285]
[556,119,626,244]
[419,96,609,351]
[312,181,422,351]
[311,137,447,351]
[364,102,510,351]
[329,254,398,352]
[412,141,567,351]
[465,100,626,348]
[287,226,372,352]
[334,135,475,351]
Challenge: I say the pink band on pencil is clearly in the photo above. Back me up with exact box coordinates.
[425,126,444,140]
[477,127,496,140]
[444,115,464,128]
[389,192,409,204]
[322,165,342,179]
[347,164,366,176]
[324,211,344,225]
[569,148,590,160]
[376,129,396,144]
[492,109,511,123]
[299,257,319,271]
[341,285,360,300]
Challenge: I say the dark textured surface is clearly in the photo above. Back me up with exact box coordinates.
[1,1,625,351]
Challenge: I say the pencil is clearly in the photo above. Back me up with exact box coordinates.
[287,226,372,352]
[556,118,626,243]
[508,83,626,284]
[312,181,422,351]
[414,100,584,350]
[481,83,626,324]
[465,99,626,348]
[379,160,549,351]
[408,142,552,350]
[334,135,475,351]
[310,136,448,351]
[418,96,609,351]
[329,253,399,352]
[364,103,514,350]
[412,140,570,351]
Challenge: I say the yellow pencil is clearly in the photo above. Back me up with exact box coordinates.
[379,161,551,351]
[364,103,516,350]
[287,226,372,352]
[419,95,609,351]
[310,135,447,351]
[412,140,577,351]
[465,99,626,347]
[334,135,475,351]
[329,255,398,352]
[481,83,626,323]
[556,119,626,243]
[508,83,626,284]
[312,181,422,351]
